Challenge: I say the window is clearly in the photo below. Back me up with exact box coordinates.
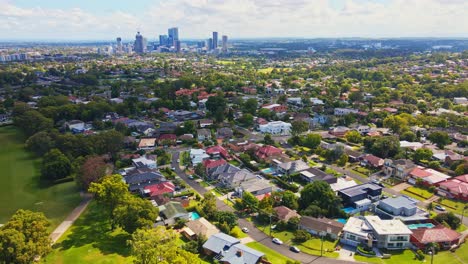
[396,243,403,248]
[348,234,356,241]
[388,243,394,247]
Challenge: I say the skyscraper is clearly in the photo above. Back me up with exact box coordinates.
[175,40,181,53]
[134,32,145,53]
[222,35,228,53]
[116,37,123,53]
[207,38,213,51]
[159,35,168,46]
[212,32,218,49]
[168,27,179,46]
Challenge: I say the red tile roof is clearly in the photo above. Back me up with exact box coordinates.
[206,145,230,159]
[455,174,468,183]
[158,134,177,141]
[411,226,461,244]
[410,167,432,178]
[255,145,282,160]
[203,159,227,169]
[438,179,468,196]
[144,182,175,197]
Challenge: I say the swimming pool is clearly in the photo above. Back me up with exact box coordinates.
[342,207,356,214]
[189,212,201,221]
[261,167,275,174]
[407,223,435,230]
[336,218,347,224]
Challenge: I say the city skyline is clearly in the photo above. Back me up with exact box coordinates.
[0,0,467,40]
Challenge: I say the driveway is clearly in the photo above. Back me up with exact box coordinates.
[392,182,410,192]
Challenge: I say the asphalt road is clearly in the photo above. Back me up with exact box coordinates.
[171,151,359,264]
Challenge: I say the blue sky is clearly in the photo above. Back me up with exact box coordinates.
[0,0,467,40]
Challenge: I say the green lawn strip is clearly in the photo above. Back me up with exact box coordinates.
[355,249,424,264]
[230,226,248,238]
[199,181,210,187]
[43,201,133,264]
[229,160,240,166]
[0,126,81,230]
[245,242,294,264]
[405,187,434,199]
[456,224,467,232]
[435,199,467,215]
[296,239,339,258]
[400,190,427,202]
[351,169,369,178]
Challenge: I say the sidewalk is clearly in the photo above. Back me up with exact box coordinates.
[50,193,92,244]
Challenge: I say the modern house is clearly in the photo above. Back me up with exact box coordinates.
[190,149,210,165]
[382,159,416,180]
[298,216,344,240]
[258,121,292,135]
[375,196,427,221]
[299,167,337,184]
[237,178,272,197]
[275,160,310,175]
[341,216,412,250]
[203,233,265,264]
[334,108,359,116]
[124,169,166,193]
[338,183,382,213]
[132,155,157,169]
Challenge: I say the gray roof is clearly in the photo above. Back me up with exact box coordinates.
[339,183,382,198]
[159,201,188,220]
[208,163,241,181]
[203,233,240,254]
[378,196,418,210]
[221,244,264,264]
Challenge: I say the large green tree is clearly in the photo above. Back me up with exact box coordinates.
[291,121,309,137]
[413,148,433,163]
[206,95,227,123]
[0,210,51,264]
[298,181,343,218]
[41,148,72,181]
[114,195,159,234]
[428,131,451,149]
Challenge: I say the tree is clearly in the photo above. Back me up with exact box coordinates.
[241,192,259,212]
[214,211,238,229]
[263,134,274,145]
[258,108,273,119]
[92,130,124,156]
[114,195,159,234]
[301,133,321,149]
[194,163,206,178]
[206,95,227,122]
[413,148,433,163]
[0,210,51,264]
[400,131,417,142]
[291,121,309,137]
[299,181,343,218]
[238,113,254,127]
[13,110,53,137]
[345,130,362,144]
[428,131,451,149]
[364,136,400,158]
[434,212,461,230]
[293,230,312,243]
[243,98,258,115]
[25,131,55,156]
[279,190,299,210]
[383,115,408,135]
[76,155,109,189]
[128,226,198,264]
[455,162,468,176]
[337,154,349,167]
[88,174,129,229]
[41,148,72,181]
[200,192,217,219]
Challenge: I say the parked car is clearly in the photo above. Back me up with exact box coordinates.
[272,238,283,245]
[188,175,194,180]
[242,227,249,233]
[177,159,180,163]
[290,246,300,253]
[435,205,446,211]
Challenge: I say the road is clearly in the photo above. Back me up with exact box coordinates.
[171,151,359,264]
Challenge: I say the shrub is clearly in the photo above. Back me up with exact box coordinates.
[293,230,311,243]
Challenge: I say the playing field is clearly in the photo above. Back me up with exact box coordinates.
[0,126,81,229]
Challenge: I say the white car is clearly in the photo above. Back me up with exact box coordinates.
[242,227,249,233]
[272,238,283,245]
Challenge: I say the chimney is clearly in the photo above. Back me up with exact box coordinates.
[236,250,243,257]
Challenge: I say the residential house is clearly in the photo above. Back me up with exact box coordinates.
[66,120,85,133]
[437,174,468,201]
[341,216,412,250]
[338,183,382,213]
[190,149,210,165]
[276,160,310,175]
[237,178,273,197]
[407,167,450,186]
[287,97,303,106]
[410,222,462,250]
[203,159,228,171]
[255,145,283,160]
[159,201,189,225]
[158,134,177,145]
[202,233,264,264]
[199,119,214,128]
[299,167,337,184]
[382,159,416,180]
[262,103,288,113]
[355,125,371,135]
[138,138,157,150]
[124,169,166,193]
[258,121,292,135]
[375,196,427,221]
[156,122,177,136]
[206,145,231,160]
[453,97,468,105]
[344,148,363,162]
[328,126,350,137]
[143,181,175,198]
[399,141,424,151]
[310,98,324,105]
[334,108,359,116]
[330,177,358,193]
[216,127,234,140]
[273,206,300,222]
[132,155,157,169]
[197,129,212,142]
[299,216,344,240]
[221,169,256,188]
[360,154,384,168]
[444,150,466,166]
[182,217,220,240]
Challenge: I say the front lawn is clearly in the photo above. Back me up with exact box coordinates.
[403,186,434,199]
[246,242,294,264]
[436,199,467,215]
[355,249,424,264]
[0,126,81,229]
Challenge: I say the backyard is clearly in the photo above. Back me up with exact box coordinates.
[0,126,81,229]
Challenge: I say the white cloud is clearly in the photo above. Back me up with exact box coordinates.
[0,0,466,40]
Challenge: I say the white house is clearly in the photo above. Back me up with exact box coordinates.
[190,149,210,165]
[334,108,359,116]
[132,155,157,169]
[258,121,292,135]
[287,97,302,106]
[310,98,324,105]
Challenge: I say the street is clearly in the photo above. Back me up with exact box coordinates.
[171,151,360,264]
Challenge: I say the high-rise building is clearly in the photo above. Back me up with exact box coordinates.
[222,35,228,53]
[207,38,213,51]
[168,27,179,46]
[134,32,145,53]
[159,35,168,46]
[116,37,123,53]
[175,40,181,53]
[212,32,218,49]
[197,41,205,49]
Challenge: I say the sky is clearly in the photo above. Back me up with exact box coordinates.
[0,0,467,41]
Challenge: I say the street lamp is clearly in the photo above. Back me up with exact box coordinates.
[428,249,434,264]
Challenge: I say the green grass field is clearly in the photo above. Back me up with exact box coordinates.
[43,201,133,264]
[0,126,81,229]
[246,242,294,264]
